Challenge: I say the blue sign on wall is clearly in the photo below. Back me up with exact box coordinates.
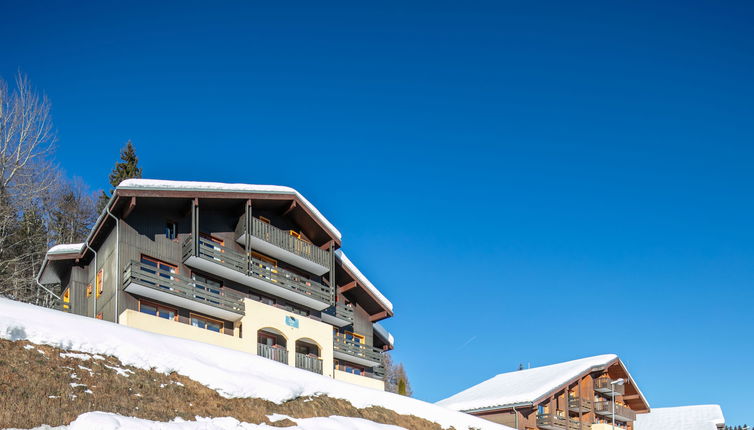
[285,316,299,328]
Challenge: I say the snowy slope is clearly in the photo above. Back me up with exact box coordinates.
[634,405,725,430]
[22,412,406,430]
[437,354,620,411]
[0,299,510,430]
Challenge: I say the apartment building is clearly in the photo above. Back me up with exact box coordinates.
[437,354,650,430]
[37,179,394,390]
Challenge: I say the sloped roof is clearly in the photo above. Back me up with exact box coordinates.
[335,250,393,312]
[635,405,724,430]
[117,179,342,240]
[437,354,644,412]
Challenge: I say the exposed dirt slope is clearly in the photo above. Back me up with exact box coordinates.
[0,339,449,430]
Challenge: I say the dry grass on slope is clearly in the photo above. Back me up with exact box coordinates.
[0,339,445,430]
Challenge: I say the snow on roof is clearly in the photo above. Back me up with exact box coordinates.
[437,354,619,412]
[0,298,507,430]
[117,179,342,241]
[335,250,393,312]
[47,243,85,255]
[51,411,408,430]
[374,322,394,347]
[635,405,724,430]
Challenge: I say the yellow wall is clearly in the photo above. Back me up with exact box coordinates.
[240,298,335,378]
[334,369,385,391]
[120,299,386,391]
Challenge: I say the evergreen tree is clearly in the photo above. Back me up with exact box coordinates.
[97,140,142,212]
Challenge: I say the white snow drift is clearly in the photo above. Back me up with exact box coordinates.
[0,298,510,430]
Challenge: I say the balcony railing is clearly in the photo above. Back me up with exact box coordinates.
[594,377,626,396]
[333,333,384,366]
[322,302,354,324]
[568,396,592,413]
[257,343,288,365]
[594,401,637,422]
[123,260,245,317]
[295,353,323,374]
[251,217,331,269]
[249,256,331,304]
[536,413,585,430]
[183,235,331,307]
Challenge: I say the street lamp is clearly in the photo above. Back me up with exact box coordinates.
[610,378,625,429]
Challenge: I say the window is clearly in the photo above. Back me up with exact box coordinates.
[258,216,271,224]
[191,314,223,333]
[96,312,103,320]
[251,252,277,266]
[96,269,104,298]
[165,221,177,240]
[200,234,224,261]
[192,272,222,295]
[336,360,364,376]
[289,230,302,239]
[86,283,92,298]
[140,255,178,289]
[62,288,70,310]
[138,300,177,320]
[344,331,365,344]
[258,331,278,346]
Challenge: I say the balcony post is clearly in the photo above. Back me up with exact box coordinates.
[329,241,335,306]
[192,198,199,257]
[245,199,252,274]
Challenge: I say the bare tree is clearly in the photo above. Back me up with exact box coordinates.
[0,73,59,304]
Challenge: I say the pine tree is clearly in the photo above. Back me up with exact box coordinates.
[97,140,142,212]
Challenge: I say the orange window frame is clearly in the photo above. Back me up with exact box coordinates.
[200,233,224,246]
[141,255,179,274]
[96,269,104,297]
[138,299,178,321]
[258,216,271,224]
[86,283,92,297]
[344,331,365,344]
[251,251,277,266]
[189,312,224,331]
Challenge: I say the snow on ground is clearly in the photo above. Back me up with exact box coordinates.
[20,411,407,430]
[634,405,725,430]
[0,299,511,430]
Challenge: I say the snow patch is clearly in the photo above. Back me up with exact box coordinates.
[0,298,509,430]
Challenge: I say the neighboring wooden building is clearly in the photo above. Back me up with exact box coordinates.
[37,179,394,391]
[437,355,650,430]
[635,405,725,430]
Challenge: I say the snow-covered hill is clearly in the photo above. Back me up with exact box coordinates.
[0,299,511,430]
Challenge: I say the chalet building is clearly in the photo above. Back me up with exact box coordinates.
[437,354,650,430]
[37,179,394,391]
[634,405,725,430]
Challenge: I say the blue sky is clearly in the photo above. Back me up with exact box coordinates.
[2,0,753,424]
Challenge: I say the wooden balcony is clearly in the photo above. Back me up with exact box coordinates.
[321,302,354,327]
[536,413,585,430]
[594,401,637,422]
[183,235,332,310]
[257,343,288,365]
[594,377,626,396]
[568,396,592,413]
[333,332,384,367]
[236,216,331,276]
[122,260,245,321]
[295,353,323,374]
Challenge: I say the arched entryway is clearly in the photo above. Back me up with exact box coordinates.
[257,328,288,364]
[295,338,323,374]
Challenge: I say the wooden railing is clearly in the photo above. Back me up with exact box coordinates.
[257,343,288,365]
[536,413,585,430]
[323,302,354,323]
[594,377,626,395]
[568,396,592,412]
[333,332,384,364]
[251,217,331,269]
[123,260,245,315]
[594,401,637,421]
[295,353,323,374]
[183,235,331,305]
